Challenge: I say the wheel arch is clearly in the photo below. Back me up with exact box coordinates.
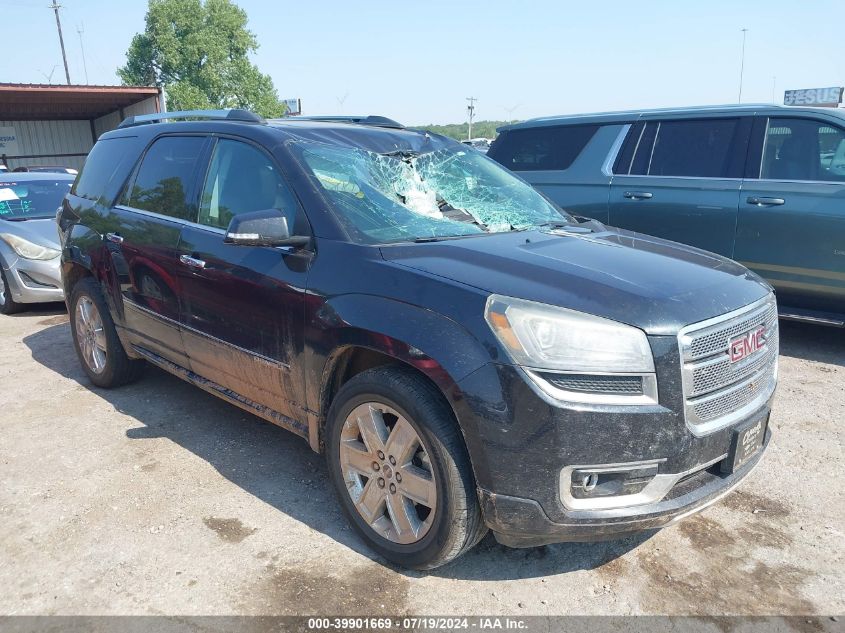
[61,259,93,306]
[317,344,468,452]
[310,295,493,470]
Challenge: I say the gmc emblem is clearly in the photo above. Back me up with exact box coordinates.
[729,325,767,363]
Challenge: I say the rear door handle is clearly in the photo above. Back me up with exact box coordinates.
[179,254,206,269]
[747,196,785,206]
[105,232,124,244]
[623,191,653,200]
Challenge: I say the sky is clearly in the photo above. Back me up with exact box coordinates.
[0,0,843,125]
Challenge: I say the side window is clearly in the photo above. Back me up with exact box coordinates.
[761,118,845,182]
[197,138,300,231]
[73,137,138,203]
[126,136,206,219]
[489,125,599,171]
[643,119,741,178]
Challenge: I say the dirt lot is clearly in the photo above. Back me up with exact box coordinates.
[0,305,843,617]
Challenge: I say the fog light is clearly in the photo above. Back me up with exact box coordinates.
[570,463,659,500]
[580,473,599,492]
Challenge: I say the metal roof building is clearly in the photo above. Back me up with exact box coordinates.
[0,83,163,171]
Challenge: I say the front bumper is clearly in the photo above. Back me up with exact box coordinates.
[1,253,64,304]
[452,334,775,547]
[479,428,770,547]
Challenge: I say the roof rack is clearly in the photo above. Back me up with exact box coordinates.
[279,115,404,129]
[118,108,263,129]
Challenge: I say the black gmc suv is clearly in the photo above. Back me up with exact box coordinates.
[58,110,778,569]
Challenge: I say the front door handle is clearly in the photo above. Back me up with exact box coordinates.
[623,191,654,200]
[105,232,124,244]
[179,254,207,269]
[747,196,785,206]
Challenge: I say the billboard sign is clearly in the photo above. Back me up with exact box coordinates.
[0,127,19,155]
[283,98,302,116]
[784,87,843,107]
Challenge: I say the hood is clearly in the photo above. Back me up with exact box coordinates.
[380,227,771,335]
[0,218,61,250]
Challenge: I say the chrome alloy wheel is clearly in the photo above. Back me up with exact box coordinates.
[0,272,5,305]
[339,403,437,544]
[75,296,107,374]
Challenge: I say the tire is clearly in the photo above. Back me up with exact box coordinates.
[0,267,25,315]
[326,365,487,569]
[69,277,144,388]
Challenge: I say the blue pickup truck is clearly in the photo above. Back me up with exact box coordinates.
[489,104,845,326]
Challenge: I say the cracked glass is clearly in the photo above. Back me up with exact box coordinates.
[297,143,568,244]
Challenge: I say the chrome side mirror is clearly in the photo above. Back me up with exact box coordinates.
[224,209,310,248]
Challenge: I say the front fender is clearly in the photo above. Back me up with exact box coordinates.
[305,293,494,461]
[312,292,491,398]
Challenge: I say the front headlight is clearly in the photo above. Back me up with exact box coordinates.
[0,233,60,260]
[485,294,657,405]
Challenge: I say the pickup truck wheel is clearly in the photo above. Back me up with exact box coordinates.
[326,365,487,570]
[69,278,144,388]
[0,267,25,315]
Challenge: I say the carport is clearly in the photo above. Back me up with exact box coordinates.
[0,83,162,171]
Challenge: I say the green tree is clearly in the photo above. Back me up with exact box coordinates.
[118,0,285,117]
[417,121,514,142]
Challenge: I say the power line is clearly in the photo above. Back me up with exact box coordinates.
[48,1,71,84]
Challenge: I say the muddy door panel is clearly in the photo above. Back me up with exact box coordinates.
[104,134,209,367]
[107,206,188,366]
[176,225,309,426]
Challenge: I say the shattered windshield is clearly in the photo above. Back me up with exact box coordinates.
[296,143,569,243]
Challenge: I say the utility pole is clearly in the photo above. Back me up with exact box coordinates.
[49,1,71,85]
[738,28,748,103]
[466,97,477,141]
[76,23,88,85]
[771,76,777,103]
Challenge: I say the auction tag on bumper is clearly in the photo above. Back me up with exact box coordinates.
[722,413,768,474]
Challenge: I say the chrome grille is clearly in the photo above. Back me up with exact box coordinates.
[690,326,779,397]
[687,301,778,360]
[691,365,774,421]
[678,295,779,435]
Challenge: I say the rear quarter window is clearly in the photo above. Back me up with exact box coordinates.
[489,124,599,171]
[72,136,140,204]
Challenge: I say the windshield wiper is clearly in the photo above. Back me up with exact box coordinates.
[410,232,490,243]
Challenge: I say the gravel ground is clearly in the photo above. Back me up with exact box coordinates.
[0,304,842,617]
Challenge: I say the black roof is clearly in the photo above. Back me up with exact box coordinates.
[105,109,457,156]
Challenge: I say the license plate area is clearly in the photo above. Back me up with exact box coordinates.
[722,413,768,474]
